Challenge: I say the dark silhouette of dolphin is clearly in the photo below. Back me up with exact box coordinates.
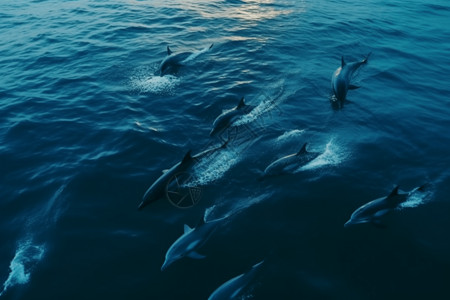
[138,139,228,210]
[158,44,214,76]
[344,184,429,228]
[208,260,265,300]
[210,97,254,136]
[331,52,371,103]
[261,143,321,178]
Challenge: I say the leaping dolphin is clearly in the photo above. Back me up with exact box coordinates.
[138,139,228,210]
[344,184,428,228]
[331,52,371,102]
[158,44,214,76]
[210,97,254,136]
[262,143,321,178]
[161,216,228,271]
[208,261,264,300]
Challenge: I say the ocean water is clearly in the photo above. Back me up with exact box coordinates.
[1,0,450,299]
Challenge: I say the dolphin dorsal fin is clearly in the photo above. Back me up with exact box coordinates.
[184,224,193,233]
[341,56,345,67]
[181,150,193,164]
[237,97,246,109]
[388,185,400,198]
[297,143,308,155]
[167,46,173,56]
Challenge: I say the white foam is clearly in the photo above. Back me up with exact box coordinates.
[234,79,286,127]
[276,129,306,143]
[187,149,240,187]
[398,188,433,209]
[0,240,45,297]
[296,139,348,172]
[129,73,179,95]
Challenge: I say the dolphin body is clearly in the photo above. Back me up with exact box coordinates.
[158,44,213,76]
[262,143,321,177]
[344,184,428,228]
[208,261,264,300]
[331,53,371,102]
[138,140,228,210]
[161,216,226,271]
[210,97,254,136]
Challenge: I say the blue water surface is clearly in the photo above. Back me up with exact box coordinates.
[1,0,450,299]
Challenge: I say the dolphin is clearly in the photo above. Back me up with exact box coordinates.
[208,261,264,300]
[210,97,254,136]
[262,143,321,177]
[331,52,371,102]
[138,139,228,210]
[344,184,428,228]
[158,44,214,76]
[161,216,227,271]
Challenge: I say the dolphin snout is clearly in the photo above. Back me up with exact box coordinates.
[161,260,171,272]
[344,220,352,228]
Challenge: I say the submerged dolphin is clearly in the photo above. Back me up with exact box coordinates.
[208,261,264,300]
[262,143,321,177]
[210,97,254,136]
[331,52,371,102]
[161,216,227,271]
[158,44,214,76]
[344,184,428,228]
[138,139,228,210]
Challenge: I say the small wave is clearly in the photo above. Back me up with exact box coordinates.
[276,129,306,143]
[129,72,179,95]
[296,139,348,172]
[0,240,45,297]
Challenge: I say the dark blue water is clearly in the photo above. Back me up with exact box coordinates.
[1,0,450,299]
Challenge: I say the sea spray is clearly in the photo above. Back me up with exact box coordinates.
[0,240,45,297]
[296,139,349,172]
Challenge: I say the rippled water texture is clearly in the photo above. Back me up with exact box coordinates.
[1,0,449,299]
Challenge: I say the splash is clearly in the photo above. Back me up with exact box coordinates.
[296,139,348,172]
[398,187,433,209]
[129,71,179,95]
[276,129,306,143]
[0,240,45,297]
[233,79,286,127]
[187,149,241,187]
